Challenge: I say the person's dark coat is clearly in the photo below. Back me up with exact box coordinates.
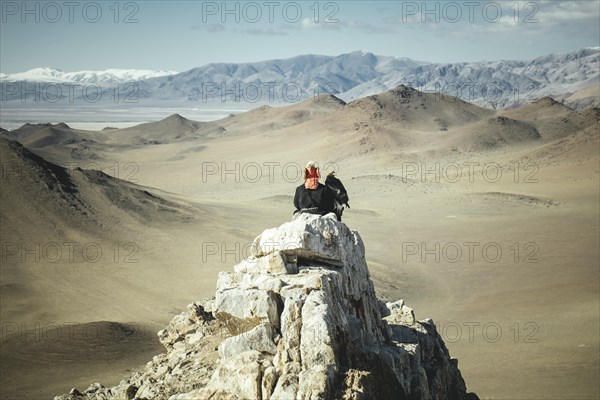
[294,183,336,215]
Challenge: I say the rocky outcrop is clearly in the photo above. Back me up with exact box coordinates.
[55,213,477,400]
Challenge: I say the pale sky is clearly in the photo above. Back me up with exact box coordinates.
[1,0,599,73]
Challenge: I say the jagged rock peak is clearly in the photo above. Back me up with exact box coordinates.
[55,213,478,400]
[391,84,418,94]
[533,96,559,107]
[164,113,187,121]
[314,93,347,106]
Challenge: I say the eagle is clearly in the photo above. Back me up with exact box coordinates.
[325,171,350,221]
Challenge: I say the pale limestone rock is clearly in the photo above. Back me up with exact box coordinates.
[54,213,477,400]
[274,298,303,368]
[253,213,353,266]
[234,251,291,275]
[218,323,277,359]
[385,299,416,326]
[261,366,278,400]
[195,350,267,400]
[300,289,337,369]
[214,287,281,329]
[297,365,334,399]
[270,361,301,399]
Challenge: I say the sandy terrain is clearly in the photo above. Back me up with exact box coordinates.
[1,86,598,399]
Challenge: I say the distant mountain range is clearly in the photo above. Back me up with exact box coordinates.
[1,48,598,109]
[0,67,177,85]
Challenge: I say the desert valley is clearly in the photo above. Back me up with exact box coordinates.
[1,81,599,399]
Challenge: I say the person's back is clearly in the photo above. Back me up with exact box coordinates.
[294,182,335,215]
[293,161,336,217]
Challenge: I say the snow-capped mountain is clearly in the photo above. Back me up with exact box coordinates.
[1,48,598,109]
[0,67,178,85]
[137,52,429,104]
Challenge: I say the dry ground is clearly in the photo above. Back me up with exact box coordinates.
[1,87,598,399]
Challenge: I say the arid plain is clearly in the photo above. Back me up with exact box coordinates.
[1,86,598,399]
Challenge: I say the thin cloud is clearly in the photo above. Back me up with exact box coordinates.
[297,18,394,34]
[300,18,342,31]
[190,24,226,33]
[237,27,290,36]
[538,0,599,23]
[344,20,395,34]
[381,0,598,37]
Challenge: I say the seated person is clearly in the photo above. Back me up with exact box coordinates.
[294,161,336,218]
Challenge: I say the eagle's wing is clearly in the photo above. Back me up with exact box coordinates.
[325,175,350,208]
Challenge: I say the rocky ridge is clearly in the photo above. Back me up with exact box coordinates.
[55,213,477,400]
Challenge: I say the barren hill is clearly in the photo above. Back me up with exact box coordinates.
[441,115,541,152]
[3,122,110,162]
[211,93,347,135]
[108,114,208,145]
[344,85,494,131]
[0,138,197,238]
[0,138,233,399]
[1,85,599,399]
[500,96,597,141]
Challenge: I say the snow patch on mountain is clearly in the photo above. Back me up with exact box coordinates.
[1,68,178,84]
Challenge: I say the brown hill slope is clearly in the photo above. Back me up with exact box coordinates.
[500,97,596,141]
